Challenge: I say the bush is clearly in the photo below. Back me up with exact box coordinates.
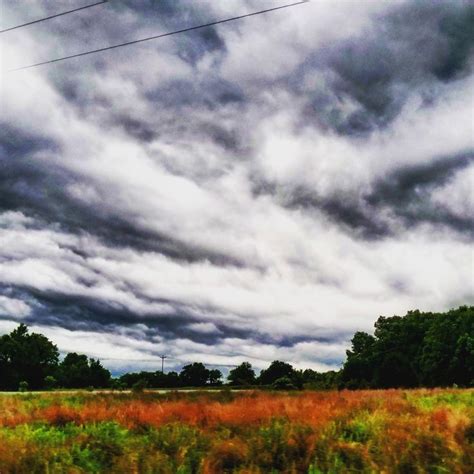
[272,376,297,390]
[132,379,148,393]
[44,376,57,391]
[18,381,29,392]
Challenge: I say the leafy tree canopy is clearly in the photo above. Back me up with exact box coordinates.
[258,360,295,385]
[228,362,256,386]
[341,306,474,388]
[0,324,59,390]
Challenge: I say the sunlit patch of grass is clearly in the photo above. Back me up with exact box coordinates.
[408,389,474,410]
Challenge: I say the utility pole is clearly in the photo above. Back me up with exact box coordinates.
[159,355,167,373]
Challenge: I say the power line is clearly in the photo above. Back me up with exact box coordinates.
[99,357,168,362]
[87,355,239,369]
[10,0,309,72]
[0,1,109,34]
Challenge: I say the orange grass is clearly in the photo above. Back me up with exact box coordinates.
[2,390,401,429]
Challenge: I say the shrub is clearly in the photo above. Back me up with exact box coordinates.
[132,379,148,393]
[272,376,297,390]
[44,376,57,391]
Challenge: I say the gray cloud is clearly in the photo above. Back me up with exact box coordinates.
[264,151,474,239]
[366,152,474,235]
[296,1,474,136]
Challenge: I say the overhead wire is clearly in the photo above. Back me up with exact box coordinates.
[10,1,309,72]
[98,356,238,368]
[0,1,109,34]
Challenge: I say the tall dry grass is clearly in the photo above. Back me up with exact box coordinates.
[0,389,472,473]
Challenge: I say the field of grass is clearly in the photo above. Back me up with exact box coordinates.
[0,389,472,473]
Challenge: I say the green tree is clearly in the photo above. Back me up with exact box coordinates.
[208,369,223,385]
[258,361,295,385]
[449,334,474,386]
[58,353,111,388]
[341,306,474,389]
[228,362,256,385]
[58,353,91,388]
[341,332,376,388]
[179,362,209,387]
[88,358,111,388]
[0,324,59,390]
[302,369,339,390]
[165,371,180,388]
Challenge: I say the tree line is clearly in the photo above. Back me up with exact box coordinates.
[0,324,111,391]
[0,306,472,391]
[340,305,474,388]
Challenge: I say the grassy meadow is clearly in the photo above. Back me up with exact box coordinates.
[0,389,472,473]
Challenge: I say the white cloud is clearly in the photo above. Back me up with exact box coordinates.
[430,164,474,219]
[0,296,31,319]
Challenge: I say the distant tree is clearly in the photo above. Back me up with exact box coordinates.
[132,378,148,393]
[111,379,126,391]
[450,334,474,386]
[228,362,256,386]
[419,306,474,387]
[18,381,29,392]
[341,331,376,388]
[88,358,111,388]
[118,370,182,389]
[258,361,295,386]
[58,353,111,388]
[165,371,180,388]
[302,369,339,390]
[122,371,151,388]
[0,324,59,390]
[374,352,418,388]
[179,362,209,387]
[341,306,474,389]
[58,353,91,388]
[208,369,223,386]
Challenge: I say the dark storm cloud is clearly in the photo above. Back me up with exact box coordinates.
[52,68,246,149]
[0,283,327,349]
[297,1,474,136]
[142,78,246,113]
[368,153,473,205]
[366,152,474,235]
[0,124,59,158]
[0,126,246,266]
[5,0,239,151]
[0,283,209,341]
[113,115,158,143]
[254,151,473,239]
[251,180,388,239]
[115,0,227,56]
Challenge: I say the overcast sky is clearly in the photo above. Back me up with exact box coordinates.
[0,0,473,375]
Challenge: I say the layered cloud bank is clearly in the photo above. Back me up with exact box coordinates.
[1,0,473,373]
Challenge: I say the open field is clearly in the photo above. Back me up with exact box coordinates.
[0,389,472,473]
